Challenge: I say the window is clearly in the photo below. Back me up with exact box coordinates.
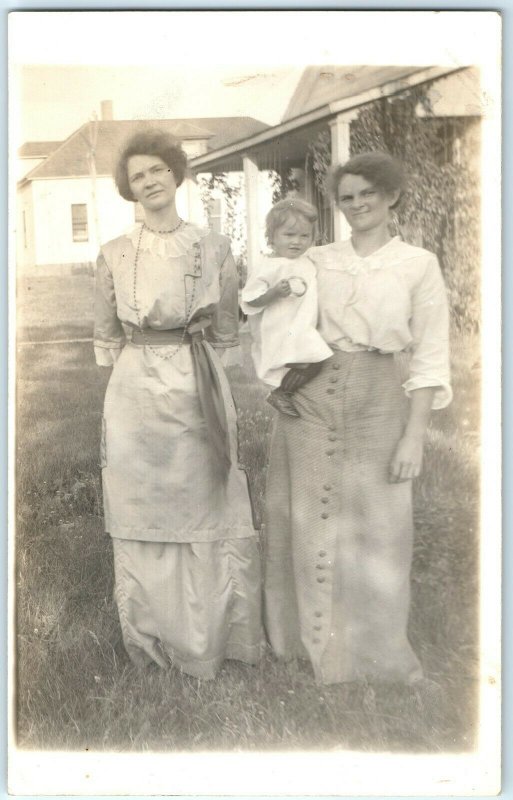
[71,204,88,242]
[209,198,222,234]
[421,118,466,167]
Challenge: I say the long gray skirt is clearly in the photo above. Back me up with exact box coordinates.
[263,350,423,684]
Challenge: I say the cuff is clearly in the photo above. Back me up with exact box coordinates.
[240,300,264,316]
[402,376,453,410]
[240,281,269,314]
[94,345,123,367]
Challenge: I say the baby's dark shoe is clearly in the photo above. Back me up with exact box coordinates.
[266,389,300,417]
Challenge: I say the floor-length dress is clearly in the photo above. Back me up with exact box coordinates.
[263,237,452,684]
[94,222,263,678]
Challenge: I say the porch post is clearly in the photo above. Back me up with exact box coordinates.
[243,153,260,275]
[329,111,358,241]
[182,174,207,226]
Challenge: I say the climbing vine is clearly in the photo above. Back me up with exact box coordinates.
[306,130,333,244]
[307,129,331,197]
[268,168,300,204]
[198,172,247,285]
[350,85,480,331]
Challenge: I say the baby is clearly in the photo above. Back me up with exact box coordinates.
[241,198,332,416]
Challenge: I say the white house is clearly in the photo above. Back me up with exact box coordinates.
[17,108,269,273]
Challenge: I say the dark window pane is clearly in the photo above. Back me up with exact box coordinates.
[71,204,88,242]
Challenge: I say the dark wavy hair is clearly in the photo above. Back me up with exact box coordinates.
[329,152,406,208]
[114,128,188,202]
[265,197,318,246]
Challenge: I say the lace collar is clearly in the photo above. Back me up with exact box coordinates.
[311,236,402,275]
[126,222,210,260]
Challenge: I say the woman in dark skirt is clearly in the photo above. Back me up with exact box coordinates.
[263,152,452,684]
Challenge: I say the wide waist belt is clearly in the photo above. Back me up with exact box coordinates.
[131,320,233,481]
[131,325,203,345]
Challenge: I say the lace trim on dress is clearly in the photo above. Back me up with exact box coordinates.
[126,222,210,260]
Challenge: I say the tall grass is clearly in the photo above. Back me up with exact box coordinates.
[15,277,480,753]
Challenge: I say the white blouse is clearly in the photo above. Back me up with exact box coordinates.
[308,237,452,410]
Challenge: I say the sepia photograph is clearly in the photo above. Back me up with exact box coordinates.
[8,9,501,796]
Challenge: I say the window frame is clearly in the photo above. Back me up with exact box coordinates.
[71,203,89,243]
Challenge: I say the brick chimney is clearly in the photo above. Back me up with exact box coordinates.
[101,100,113,121]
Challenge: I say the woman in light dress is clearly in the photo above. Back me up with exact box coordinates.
[94,129,263,679]
[263,152,452,684]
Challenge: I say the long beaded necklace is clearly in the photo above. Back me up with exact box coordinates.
[132,222,198,361]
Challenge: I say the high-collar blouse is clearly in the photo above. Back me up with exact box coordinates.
[307,237,452,409]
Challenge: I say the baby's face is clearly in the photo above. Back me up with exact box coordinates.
[271,215,314,259]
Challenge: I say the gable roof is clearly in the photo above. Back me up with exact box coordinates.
[18,141,62,158]
[189,65,459,174]
[22,117,269,182]
[283,65,426,121]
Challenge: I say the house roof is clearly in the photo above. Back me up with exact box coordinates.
[189,65,459,173]
[18,141,62,158]
[21,117,269,182]
[282,65,427,121]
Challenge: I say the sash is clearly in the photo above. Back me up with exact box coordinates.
[131,318,233,481]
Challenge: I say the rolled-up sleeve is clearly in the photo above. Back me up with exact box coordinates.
[208,242,240,352]
[403,254,452,410]
[94,251,126,367]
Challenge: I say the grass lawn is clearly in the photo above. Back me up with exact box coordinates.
[15,274,480,752]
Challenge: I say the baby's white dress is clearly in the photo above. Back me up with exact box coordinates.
[241,254,332,387]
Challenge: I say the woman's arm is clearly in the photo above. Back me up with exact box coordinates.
[402,254,452,410]
[389,386,436,482]
[207,241,241,365]
[93,251,126,367]
[390,253,452,482]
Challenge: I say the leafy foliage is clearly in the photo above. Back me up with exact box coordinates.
[350,86,480,331]
[198,173,247,285]
[307,129,332,197]
[268,168,301,205]
[306,130,333,244]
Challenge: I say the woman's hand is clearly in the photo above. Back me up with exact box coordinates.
[388,434,424,483]
[388,386,437,483]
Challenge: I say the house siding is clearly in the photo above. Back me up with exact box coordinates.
[17,183,36,270]
[21,175,205,272]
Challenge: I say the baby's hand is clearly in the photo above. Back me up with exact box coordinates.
[272,279,292,298]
